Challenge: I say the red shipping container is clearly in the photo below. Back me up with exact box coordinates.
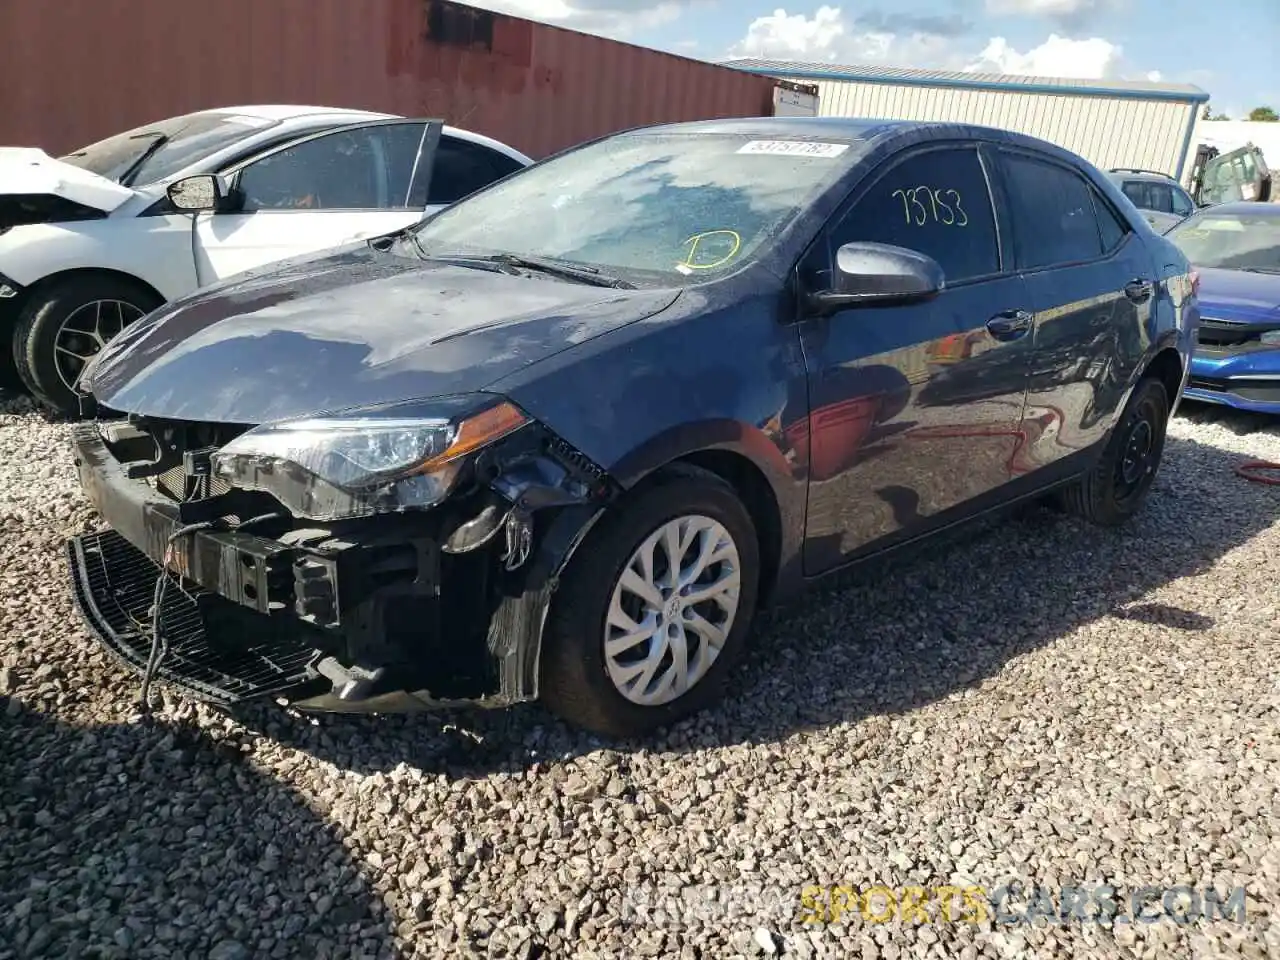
[0,0,791,159]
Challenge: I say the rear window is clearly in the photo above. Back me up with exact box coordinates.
[60,112,280,187]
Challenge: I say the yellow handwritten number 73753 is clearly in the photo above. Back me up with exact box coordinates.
[891,186,968,227]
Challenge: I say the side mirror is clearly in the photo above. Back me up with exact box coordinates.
[807,242,945,315]
[167,174,233,212]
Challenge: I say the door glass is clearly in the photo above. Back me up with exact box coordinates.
[830,146,1001,282]
[1121,181,1152,209]
[1170,187,1194,217]
[1148,184,1175,213]
[1001,153,1104,268]
[236,123,429,212]
[425,137,526,206]
[1092,189,1130,252]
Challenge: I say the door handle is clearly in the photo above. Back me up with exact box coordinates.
[1124,278,1154,303]
[986,309,1033,340]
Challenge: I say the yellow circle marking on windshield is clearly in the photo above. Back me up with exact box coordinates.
[678,230,742,270]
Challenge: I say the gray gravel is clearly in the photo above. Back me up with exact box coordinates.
[1,390,1278,960]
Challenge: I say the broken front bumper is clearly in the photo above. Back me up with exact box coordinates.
[65,422,604,713]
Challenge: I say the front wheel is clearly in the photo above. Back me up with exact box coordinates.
[1057,375,1170,526]
[539,467,761,738]
[12,275,160,417]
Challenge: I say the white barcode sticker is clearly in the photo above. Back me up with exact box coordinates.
[737,140,850,158]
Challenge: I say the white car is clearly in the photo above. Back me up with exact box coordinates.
[0,105,533,414]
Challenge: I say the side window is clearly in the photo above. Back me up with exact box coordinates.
[1001,153,1104,269]
[1121,180,1150,209]
[426,137,526,206]
[1148,183,1175,213]
[236,123,429,212]
[830,146,1000,283]
[1171,186,1194,217]
[1091,188,1130,252]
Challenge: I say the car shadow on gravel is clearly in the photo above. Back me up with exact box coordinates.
[150,429,1280,777]
[0,697,398,960]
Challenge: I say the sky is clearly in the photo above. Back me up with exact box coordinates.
[464,0,1278,121]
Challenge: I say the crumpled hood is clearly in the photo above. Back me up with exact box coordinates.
[1197,266,1280,325]
[0,147,137,218]
[86,244,680,423]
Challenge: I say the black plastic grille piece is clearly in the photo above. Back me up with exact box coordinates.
[67,529,324,705]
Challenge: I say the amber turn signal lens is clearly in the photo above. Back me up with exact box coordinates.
[416,400,529,471]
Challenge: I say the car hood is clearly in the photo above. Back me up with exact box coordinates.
[0,147,137,226]
[86,244,681,423]
[1197,266,1280,325]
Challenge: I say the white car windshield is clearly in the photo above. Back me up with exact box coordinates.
[60,112,280,187]
[404,131,857,286]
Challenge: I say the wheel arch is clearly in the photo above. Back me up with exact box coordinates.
[1142,344,1187,410]
[602,418,807,608]
[3,266,167,343]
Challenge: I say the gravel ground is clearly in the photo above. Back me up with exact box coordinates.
[1,391,1278,960]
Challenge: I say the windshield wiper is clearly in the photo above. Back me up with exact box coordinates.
[399,238,635,288]
[1239,266,1280,275]
[485,253,635,289]
[117,132,168,187]
[401,237,524,276]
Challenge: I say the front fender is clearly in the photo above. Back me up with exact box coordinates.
[0,218,195,301]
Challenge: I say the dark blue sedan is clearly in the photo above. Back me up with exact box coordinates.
[1166,202,1280,414]
[67,117,1197,737]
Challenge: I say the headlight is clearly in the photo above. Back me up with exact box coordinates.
[1260,330,1280,345]
[211,395,529,521]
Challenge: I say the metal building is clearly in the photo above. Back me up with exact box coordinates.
[724,58,1210,182]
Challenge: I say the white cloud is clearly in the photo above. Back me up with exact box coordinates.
[463,0,689,37]
[985,0,1103,15]
[730,6,970,69]
[965,34,1125,78]
[729,8,1163,84]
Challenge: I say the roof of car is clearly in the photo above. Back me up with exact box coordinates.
[1106,170,1180,184]
[205,105,396,122]
[632,116,915,140]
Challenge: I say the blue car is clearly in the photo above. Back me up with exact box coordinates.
[1166,202,1280,413]
[67,118,1197,737]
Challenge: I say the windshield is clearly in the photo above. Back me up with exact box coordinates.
[404,132,856,285]
[60,111,281,186]
[1168,212,1280,272]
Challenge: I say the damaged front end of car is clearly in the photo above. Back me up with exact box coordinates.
[64,393,618,714]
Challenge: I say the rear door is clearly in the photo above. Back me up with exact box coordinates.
[993,148,1155,467]
[797,141,1035,574]
[191,119,441,285]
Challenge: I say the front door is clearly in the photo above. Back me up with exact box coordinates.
[798,142,1035,575]
[192,120,441,286]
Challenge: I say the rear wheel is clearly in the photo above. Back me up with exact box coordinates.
[12,275,159,417]
[1058,375,1170,526]
[539,467,760,738]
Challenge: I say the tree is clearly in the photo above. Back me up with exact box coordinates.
[1248,106,1278,122]
[1202,105,1230,120]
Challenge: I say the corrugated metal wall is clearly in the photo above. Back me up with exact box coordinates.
[792,79,1196,176]
[0,0,780,159]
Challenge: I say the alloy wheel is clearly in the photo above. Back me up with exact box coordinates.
[603,514,742,707]
[53,299,144,392]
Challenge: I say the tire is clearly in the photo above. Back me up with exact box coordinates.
[1057,375,1170,527]
[12,275,160,417]
[539,466,761,738]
